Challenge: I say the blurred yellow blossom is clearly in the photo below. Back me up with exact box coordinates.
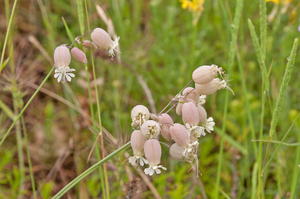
[180,0,204,13]
[266,0,293,4]
[180,0,205,25]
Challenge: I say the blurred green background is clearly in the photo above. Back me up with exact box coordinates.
[0,0,300,198]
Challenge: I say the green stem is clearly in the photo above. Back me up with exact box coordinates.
[21,115,37,199]
[52,142,131,199]
[0,66,55,147]
[84,0,108,198]
[0,0,18,73]
[14,101,24,199]
[215,0,243,198]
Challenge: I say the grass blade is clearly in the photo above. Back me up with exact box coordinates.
[52,142,131,199]
[262,113,300,175]
[77,0,85,34]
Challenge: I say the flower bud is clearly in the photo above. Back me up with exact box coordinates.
[141,120,161,139]
[170,143,184,162]
[54,45,71,69]
[130,130,146,156]
[195,78,225,95]
[131,105,150,127]
[197,104,207,125]
[170,123,190,147]
[71,47,87,64]
[192,64,222,84]
[182,102,199,127]
[182,87,199,103]
[158,113,174,141]
[176,98,196,116]
[91,28,120,57]
[176,102,183,116]
[82,40,98,50]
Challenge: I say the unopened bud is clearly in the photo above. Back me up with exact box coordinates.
[54,45,71,69]
[182,87,199,103]
[197,104,207,125]
[158,113,174,141]
[170,123,190,147]
[71,47,87,64]
[192,64,222,84]
[82,40,98,50]
[182,102,199,127]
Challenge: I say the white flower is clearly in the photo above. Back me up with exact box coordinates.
[182,141,199,161]
[144,165,167,176]
[198,95,206,105]
[108,37,120,57]
[205,117,215,133]
[54,66,76,83]
[185,123,205,138]
[129,155,149,166]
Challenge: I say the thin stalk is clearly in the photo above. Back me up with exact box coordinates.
[84,0,109,198]
[13,97,24,199]
[21,115,37,199]
[236,49,257,157]
[0,0,18,73]
[261,114,300,174]
[215,0,243,198]
[52,142,131,199]
[291,166,300,199]
[291,122,300,195]
[0,66,55,147]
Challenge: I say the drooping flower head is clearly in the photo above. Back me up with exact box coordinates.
[53,45,75,83]
[131,105,150,127]
[91,28,120,57]
[129,130,149,166]
[144,139,166,176]
[141,120,161,139]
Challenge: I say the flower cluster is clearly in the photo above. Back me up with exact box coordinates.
[128,64,232,176]
[53,28,120,83]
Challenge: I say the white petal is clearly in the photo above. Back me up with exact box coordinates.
[57,74,62,82]
[139,158,144,166]
[54,73,60,78]
[155,169,161,174]
[67,73,75,77]
[66,74,72,82]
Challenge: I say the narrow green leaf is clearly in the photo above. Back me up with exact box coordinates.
[269,38,298,137]
[62,17,74,42]
[214,127,248,155]
[77,0,85,34]
[262,113,300,175]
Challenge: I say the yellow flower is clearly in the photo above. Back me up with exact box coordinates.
[266,0,293,4]
[180,0,205,13]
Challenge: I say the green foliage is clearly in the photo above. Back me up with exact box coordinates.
[1,0,300,198]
